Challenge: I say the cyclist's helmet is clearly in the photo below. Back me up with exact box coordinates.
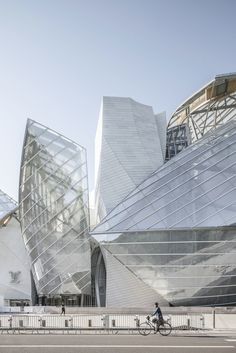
[155,302,159,306]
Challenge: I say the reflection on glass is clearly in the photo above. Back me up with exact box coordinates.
[19,119,91,297]
[93,228,236,306]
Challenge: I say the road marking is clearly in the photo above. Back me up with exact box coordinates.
[225,340,236,342]
[0,345,234,349]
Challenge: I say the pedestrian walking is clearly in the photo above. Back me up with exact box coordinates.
[61,302,65,315]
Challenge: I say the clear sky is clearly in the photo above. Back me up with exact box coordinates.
[0,0,235,200]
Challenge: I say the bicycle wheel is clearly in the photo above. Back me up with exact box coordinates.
[138,322,152,336]
[158,322,172,336]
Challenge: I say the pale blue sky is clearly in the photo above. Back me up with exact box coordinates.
[0,0,235,200]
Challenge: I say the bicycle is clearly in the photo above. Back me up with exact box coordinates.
[138,315,172,336]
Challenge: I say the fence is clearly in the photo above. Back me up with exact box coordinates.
[0,313,205,334]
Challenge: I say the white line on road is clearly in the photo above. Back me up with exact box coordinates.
[0,345,234,349]
[225,340,236,342]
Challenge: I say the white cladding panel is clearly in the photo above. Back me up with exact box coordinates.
[155,112,167,160]
[95,97,165,224]
[0,217,31,302]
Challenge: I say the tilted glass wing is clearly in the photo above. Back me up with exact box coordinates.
[19,119,91,296]
[94,118,236,232]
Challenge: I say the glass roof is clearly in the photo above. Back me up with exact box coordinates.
[167,74,236,144]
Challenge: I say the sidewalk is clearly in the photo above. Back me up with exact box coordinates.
[1,327,236,337]
[172,329,236,338]
[205,329,236,337]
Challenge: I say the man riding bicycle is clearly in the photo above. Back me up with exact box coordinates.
[151,302,164,330]
[138,302,172,336]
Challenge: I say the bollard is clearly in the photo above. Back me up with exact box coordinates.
[8,316,12,329]
[69,317,73,329]
[88,319,92,327]
[38,317,42,328]
[101,315,109,329]
[112,319,116,327]
[135,316,140,327]
[212,308,215,329]
[200,315,205,329]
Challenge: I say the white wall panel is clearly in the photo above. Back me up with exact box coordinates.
[0,217,31,302]
[95,97,165,224]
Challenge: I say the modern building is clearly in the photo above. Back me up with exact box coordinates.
[19,120,92,306]
[94,97,166,224]
[0,190,31,306]
[2,73,236,308]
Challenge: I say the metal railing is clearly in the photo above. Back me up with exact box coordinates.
[0,313,205,334]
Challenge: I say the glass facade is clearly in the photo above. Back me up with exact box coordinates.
[94,227,236,306]
[165,124,189,161]
[19,119,91,298]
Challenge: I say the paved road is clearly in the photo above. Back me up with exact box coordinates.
[0,334,235,353]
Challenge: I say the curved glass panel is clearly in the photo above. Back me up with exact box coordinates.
[94,227,236,306]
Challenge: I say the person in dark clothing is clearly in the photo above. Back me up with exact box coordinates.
[61,302,65,315]
[152,302,163,325]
